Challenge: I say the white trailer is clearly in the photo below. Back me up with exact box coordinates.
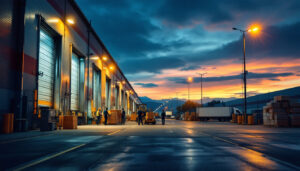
[196,107,241,121]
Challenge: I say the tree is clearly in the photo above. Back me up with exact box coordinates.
[207,100,225,107]
[177,100,200,113]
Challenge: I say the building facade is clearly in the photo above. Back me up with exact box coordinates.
[0,0,141,131]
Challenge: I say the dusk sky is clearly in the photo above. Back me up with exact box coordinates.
[76,0,300,101]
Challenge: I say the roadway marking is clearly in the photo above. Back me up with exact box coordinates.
[107,129,122,135]
[196,130,300,170]
[13,143,86,171]
[0,133,54,145]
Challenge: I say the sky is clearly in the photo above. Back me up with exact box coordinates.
[76,0,300,101]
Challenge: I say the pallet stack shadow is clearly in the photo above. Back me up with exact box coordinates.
[263,96,300,127]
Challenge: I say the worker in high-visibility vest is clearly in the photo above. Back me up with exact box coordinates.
[96,108,102,125]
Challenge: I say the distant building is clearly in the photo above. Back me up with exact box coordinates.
[225,86,300,113]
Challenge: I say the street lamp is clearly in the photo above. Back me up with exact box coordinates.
[197,72,207,106]
[187,77,193,100]
[233,25,260,124]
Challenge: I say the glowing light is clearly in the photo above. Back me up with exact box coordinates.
[109,66,114,71]
[90,56,99,60]
[47,18,59,23]
[67,18,75,25]
[122,81,126,85]
[102,55,108,61]
[187,77,193,83]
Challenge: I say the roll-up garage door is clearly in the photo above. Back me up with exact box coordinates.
[71,53,80,110]
[38,28,56,107]
[93,69,101,110]
[105,78,111,108]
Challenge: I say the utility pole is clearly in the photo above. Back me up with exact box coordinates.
[242,31,247,124]
[197,72,206,106]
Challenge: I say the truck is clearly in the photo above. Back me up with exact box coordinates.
[196,107,241,121]
[166,111,172,118]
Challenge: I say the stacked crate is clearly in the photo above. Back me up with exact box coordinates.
[290,102,300,127]
[231,113,237,123]
[108,110,122,125]
[63,115,78,129]
[189,112,196,121]
[184,112,190,121]
[130,113,137,121]
[263,96,300,127]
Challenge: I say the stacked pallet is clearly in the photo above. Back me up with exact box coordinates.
[189,112,196,121]
[130,113,137,121]
[184,112,190,121]
[63,115,78,129]
[231,114,237,123]
[263,96,300,127]
[1,113,14,134]
[108,110,122,125]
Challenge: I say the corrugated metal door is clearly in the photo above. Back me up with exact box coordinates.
[38,28,56,107]
[93,70,101,110]
[71,53,79,110]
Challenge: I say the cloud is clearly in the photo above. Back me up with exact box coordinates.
[155,0,300,28]
[168,72,294,84]
[76,0,164,59]
[180,64,201,71]
[120,56,185,73]
[182,22,300,65]
[134,83,159,88]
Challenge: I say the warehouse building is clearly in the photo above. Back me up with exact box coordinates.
[225,86,300,114]
[0,0,141,131]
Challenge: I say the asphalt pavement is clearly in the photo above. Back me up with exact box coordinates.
[1,119,300,171]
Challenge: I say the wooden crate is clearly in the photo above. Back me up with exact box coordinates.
[63,115,78,129]
[131,113,137,121]
[290,114,300,127]
[248,115,254,125]
[274,96,290,102]
[274,114,289,127]
[108,110,121,125]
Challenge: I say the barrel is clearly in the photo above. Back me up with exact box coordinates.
[248,115,254,125]
[2,113,14,134]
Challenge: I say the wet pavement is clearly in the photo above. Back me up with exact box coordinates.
[1,119,300,171]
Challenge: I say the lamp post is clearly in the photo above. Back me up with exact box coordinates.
[232,26,260,124]
[197,72,206,106]
[187,77,193,100]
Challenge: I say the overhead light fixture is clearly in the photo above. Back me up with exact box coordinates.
[47,18,59,23]
[90,56,99,60]
[102,55,108,61]
[67,18,75,25]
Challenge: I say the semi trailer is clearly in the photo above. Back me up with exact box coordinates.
[196,107,241,121]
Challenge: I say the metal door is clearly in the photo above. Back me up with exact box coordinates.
[71,53,79,110]
[93,69,101,110]
[38,28,56,107]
